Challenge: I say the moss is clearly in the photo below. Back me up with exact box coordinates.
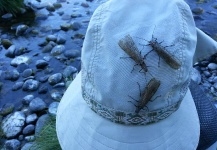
[0,0,25,16]
[30,116,61,150]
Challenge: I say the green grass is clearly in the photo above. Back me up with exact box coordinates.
[0,0,24,16]
[29,116,61,150]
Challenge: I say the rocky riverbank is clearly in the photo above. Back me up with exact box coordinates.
[0,0,217,149]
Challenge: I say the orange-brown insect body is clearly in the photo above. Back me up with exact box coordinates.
[118,35,148,72]
[135,78,161,113]
[147,37,181,69]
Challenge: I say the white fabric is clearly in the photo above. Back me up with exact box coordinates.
[55,0,217,149]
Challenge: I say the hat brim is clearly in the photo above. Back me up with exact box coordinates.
[56,73,200,150]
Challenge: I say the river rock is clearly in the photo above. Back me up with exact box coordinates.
[22,69,34,78]
[22,95,34,105]
[41,43,53,53]
[39,75,49,83]
[81,2,89,7]
[1,39,13,49]
[71,13,82,18]
[38,85,48,94]
[208,63,217,70]
[64,49,80,58]
[14,47,30,56]
[56,35,66,44]
[23,124,35,135]
[22,79,40,91]
[192,7,204,14]
[50,45,65,56]
[12,81,24,91]
[25,135,35,142]
[4,139,21,150]
[0,103,14,116]
[46,34,57,42]
[17,63,29,73]
[11,56,31,67]
[48,102,59,116]
[1,111,25,138]
[29,97,47,112]
[46,3,55,11]
[48,73,63,85]
[1,13,13,19]
[50,90,63,101]
[53,82,65,87]
[35,114,49,136]
[63,66,78,78]
[71,21,82,31]
[53,3,62,9]
[21,143,33,150]
[60,23,72,31]
[16,25,29,36]
[26,113,38,124]
[36,59,49,69]
[4,70,20,81]
[5,45,16,58]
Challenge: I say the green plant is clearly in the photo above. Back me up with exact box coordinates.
[0,0,24,16]
[30,116,61,150]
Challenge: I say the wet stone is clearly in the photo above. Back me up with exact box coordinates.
[36,59,49,69]
[60,23,72,31]
[11,56,31,67]
[50,45,65,56]
[26,113,38,124]
[53,82,65,88]
[23,124,35,135]
[35,114,49,136]
[23,79,40,91]
[1,13,13,19]
[81,2,89,7]
[22,69,34,78]
[38,85,48,94]
[208,63,217,70]
[17,63,29,73]
[63,66,78,78]
[38,40,48,47]
[1,39,13,49]
[39,75,49,83]
[71,21,82,31]
[42,44,53,53]
[48,102,59,116]
[71,13,82,18]
[0,103,14,116]
[50,90,63,101]
[4,139,21,150]
[53,3,62,9]
[4,70,20,81]
[35,13,48,21]
[62,14,71,20]
[22,95,34,105]
[5,45,16,58]
[64,49,80,59]
[2,111,25,138]
[192,7,204,14]
[12,81,24,91]
[29,97,47,112]
[21,143,33,150]
[46,3,55,11]
[46,35,57,42]
[14,47,30,56]
[56,35,66,44]
[25,136,35,142]
[48,73,63,85]
[16,25,29,36]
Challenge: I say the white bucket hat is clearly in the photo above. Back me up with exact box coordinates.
[55,0,217,149]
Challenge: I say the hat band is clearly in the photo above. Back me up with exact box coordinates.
[82,90,182,125]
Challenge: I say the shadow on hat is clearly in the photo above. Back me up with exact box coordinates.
[56,0,216,149]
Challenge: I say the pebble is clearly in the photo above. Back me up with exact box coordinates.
[12,81,24,91]
[4,70,20,81]
[46,3,55,11]
[24,136,35,142]
[22,79,40,91]
[48,102,59,116]
[16,25,29,36]
[41,43,53,53]
[56,35,66,44]
[22,69,34,78]
[17,63,29,73]
[48,73,63,85]
[29,97,47,112]
[36,59,49,69]
[23,124,35,135]
[50,90,63,101]
[1,13,13,19]
[81,2,89,8]
[0,103,14,116]
[38,85,48,94]
[208,63,217,70]
[71,21,82,31]
[4,139,21,150]
[26,113,38,124]
[63,66,78,78]
[50,45,65,56]
[64,49,80,59]
[5,45,16,58]
[22,95,34,105]
[46,34,57,42]
[11,56,31,67]
[39,75,49,83]
[192,7,204,14]
[35,114,49,136]
[1,39,13,49]
[2,111,25,138]
[21,143,33,150]
[60,23,72,31]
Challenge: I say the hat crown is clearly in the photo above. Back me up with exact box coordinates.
[81,0,196,125]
